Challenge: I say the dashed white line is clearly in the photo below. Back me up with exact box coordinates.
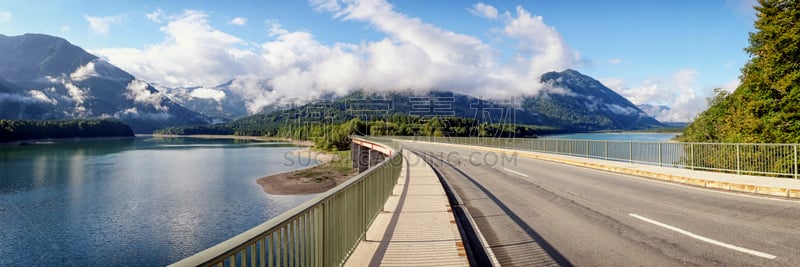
[629,213,777,259]
[502,167,529,178]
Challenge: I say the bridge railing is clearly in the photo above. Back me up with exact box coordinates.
[171,137,402,267]
[391,136,799,179]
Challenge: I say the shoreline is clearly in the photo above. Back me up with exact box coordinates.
[256,148,356,195]
[0,135,135,146]
[148,134,314,146]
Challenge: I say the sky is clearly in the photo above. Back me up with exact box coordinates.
[0,0,758,121]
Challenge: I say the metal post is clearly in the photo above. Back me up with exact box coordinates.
[629,142,633,163]
[736,144,741,175]
[604,140,608,160]
[690,143,694,170]
[585,141,589,158]
[794,144,798,180]
[658,143,662,167]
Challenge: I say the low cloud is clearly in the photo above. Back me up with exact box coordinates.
[469,3,498,19]
[70,61,98,81]
[126,79,168,111]
[97,1,581,114]
[190,88,226,102]
[229,17,247,26]
[85,15,125,34]
[602,69,709,122]
[608,58,622,65]
[28,90,58,105]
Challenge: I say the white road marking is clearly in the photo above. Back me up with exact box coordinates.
[502,167,529,178]
[629,213,777,259]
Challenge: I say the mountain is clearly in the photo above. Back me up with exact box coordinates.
[521,69,662,131]
[638,104,670,117]
[0,33,209,133]
[162,70,664,136]
[155,80,249,121]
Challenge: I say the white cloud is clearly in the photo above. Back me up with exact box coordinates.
[61,26,71,33]
[94,10,258,87]
[70,61,98,81]
[469,3,498,19]
[98,2,581,114]
[85,15,124,34]
[608,58,622,65]
[501,6,579,83]
[190,88,226,102]
[64,82,90,116]
[603,68,709,122]
[28,90,58,105]
[719,78,740,92]
[146,8,163,23]
[229,17,247,26]
[65,82,87,104]
[0,11,11,22]
[125,79,168,111]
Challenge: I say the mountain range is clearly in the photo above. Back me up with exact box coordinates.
[0,33,208,133]
[0,33,664,134]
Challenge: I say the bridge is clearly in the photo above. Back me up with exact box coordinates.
[171,137,800,266]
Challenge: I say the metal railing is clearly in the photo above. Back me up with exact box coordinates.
[392,136,799,179]
[171,137,402,267]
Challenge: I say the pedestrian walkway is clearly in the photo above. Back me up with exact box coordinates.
[344,152,469,267]
[429,141,800,199]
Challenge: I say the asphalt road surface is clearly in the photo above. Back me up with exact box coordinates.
[402,142,800,266]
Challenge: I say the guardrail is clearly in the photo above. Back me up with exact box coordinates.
[391,136,799,179]
[171,137,402,267]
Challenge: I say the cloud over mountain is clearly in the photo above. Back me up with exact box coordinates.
[93,1,582,114]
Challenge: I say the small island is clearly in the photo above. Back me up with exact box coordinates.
[0,119,135,143]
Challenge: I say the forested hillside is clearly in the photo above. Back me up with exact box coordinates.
[681,0,800,143]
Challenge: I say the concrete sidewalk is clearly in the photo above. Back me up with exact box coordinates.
[344,152,469,266]
[421,141,800,199]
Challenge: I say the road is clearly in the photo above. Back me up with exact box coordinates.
[402,142,800,266]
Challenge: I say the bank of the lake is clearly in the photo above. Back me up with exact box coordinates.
[257,148,357,195]
[542,132,678,142]
[0,137,320,266]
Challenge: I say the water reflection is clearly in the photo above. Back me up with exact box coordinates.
[0,137,315,266]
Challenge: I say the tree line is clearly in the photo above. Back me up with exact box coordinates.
[1,119,135,143]
[155,114,551,151]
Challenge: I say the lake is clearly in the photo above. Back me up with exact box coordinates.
[0,137,318,266]
[542,132,678,142]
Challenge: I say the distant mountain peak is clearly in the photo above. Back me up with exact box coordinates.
[0,33,209,133]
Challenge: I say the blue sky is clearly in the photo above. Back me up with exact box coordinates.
[0,0,758,121]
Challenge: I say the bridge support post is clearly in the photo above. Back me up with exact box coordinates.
[357,145,370,173]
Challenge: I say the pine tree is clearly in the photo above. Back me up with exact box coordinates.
[682,0,800,143]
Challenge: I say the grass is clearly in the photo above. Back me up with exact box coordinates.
[291,149,356,183]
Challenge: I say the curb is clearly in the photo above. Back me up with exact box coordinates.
[407,141,800,200]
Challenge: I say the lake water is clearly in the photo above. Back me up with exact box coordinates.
[0,137,318,266]
[542,132,678,142]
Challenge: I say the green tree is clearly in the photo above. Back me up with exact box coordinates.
[682,0,800,143]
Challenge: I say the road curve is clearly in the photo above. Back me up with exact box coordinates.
[403,142,800,266]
